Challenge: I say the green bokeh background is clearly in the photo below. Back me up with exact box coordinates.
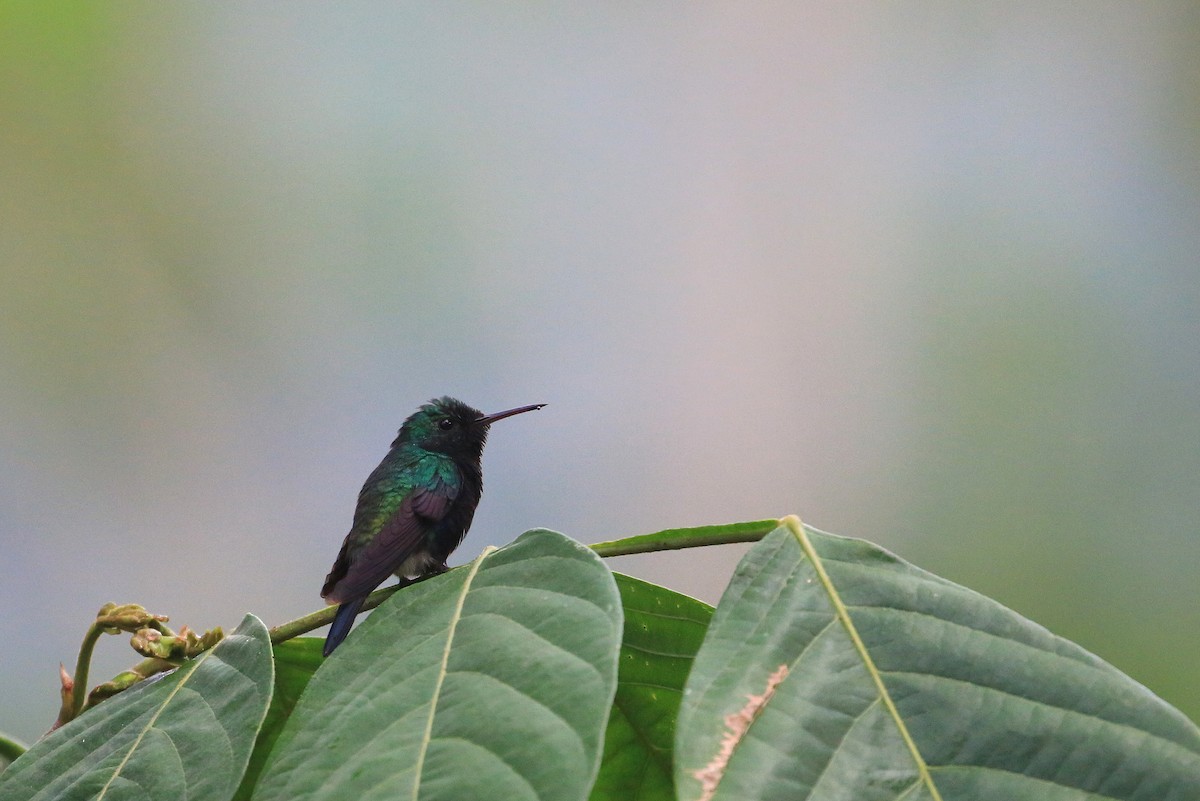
[2,5,1197,744]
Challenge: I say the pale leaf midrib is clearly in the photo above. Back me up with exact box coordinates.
[93,636,229,800]
[783,515,944,801]
[409,546,496,801]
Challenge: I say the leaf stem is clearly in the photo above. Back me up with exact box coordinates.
[267,583,400,644]
[587,519,780,557]
[0,731,28,763]
[783,515,944,801]
[61,620,105,726]
[76,521,778,715]
[265,520,778,645]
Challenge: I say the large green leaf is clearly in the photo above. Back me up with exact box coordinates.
[232,637,324,801]
[675,517,1200,801]
[0,614,273,801]
[589,574,713,801]
[253,529,622,801]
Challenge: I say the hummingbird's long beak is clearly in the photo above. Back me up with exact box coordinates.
[477,404,546,425]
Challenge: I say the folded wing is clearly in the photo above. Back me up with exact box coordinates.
[321,477,457,604]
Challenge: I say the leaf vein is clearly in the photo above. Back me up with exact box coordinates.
[462,610,605,682]
[881,669,1200,758]
[785,515,945,801]
[439,668,591,744]
[409,547,495,800]
[93,640,225,800]
[928,763,1126,801]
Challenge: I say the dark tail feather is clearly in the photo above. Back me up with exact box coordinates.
[324,597,364,656]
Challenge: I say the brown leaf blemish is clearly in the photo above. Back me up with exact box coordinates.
[692,664,790,801]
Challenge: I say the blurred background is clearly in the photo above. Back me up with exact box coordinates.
[2,4,1198,743]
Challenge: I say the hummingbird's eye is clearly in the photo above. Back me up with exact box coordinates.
[437,418,455,431]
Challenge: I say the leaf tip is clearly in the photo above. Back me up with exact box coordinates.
[779,514,804,537]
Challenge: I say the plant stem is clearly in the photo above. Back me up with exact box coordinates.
[76,521,779,714]
[63,622,105,725]
[588,519,780,557]
[268,584,401,644]
[0,731,27,763]
[139,523,779,653]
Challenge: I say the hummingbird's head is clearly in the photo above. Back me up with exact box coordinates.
[395,397,545,458]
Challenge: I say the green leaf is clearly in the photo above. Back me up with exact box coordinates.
[0,614,273,801]
[232,638,324,801]
[676,517,1200,801]
[589,574,713,801]
[253,529,623,801]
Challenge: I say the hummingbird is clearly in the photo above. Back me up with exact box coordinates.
[321,396,545,656]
